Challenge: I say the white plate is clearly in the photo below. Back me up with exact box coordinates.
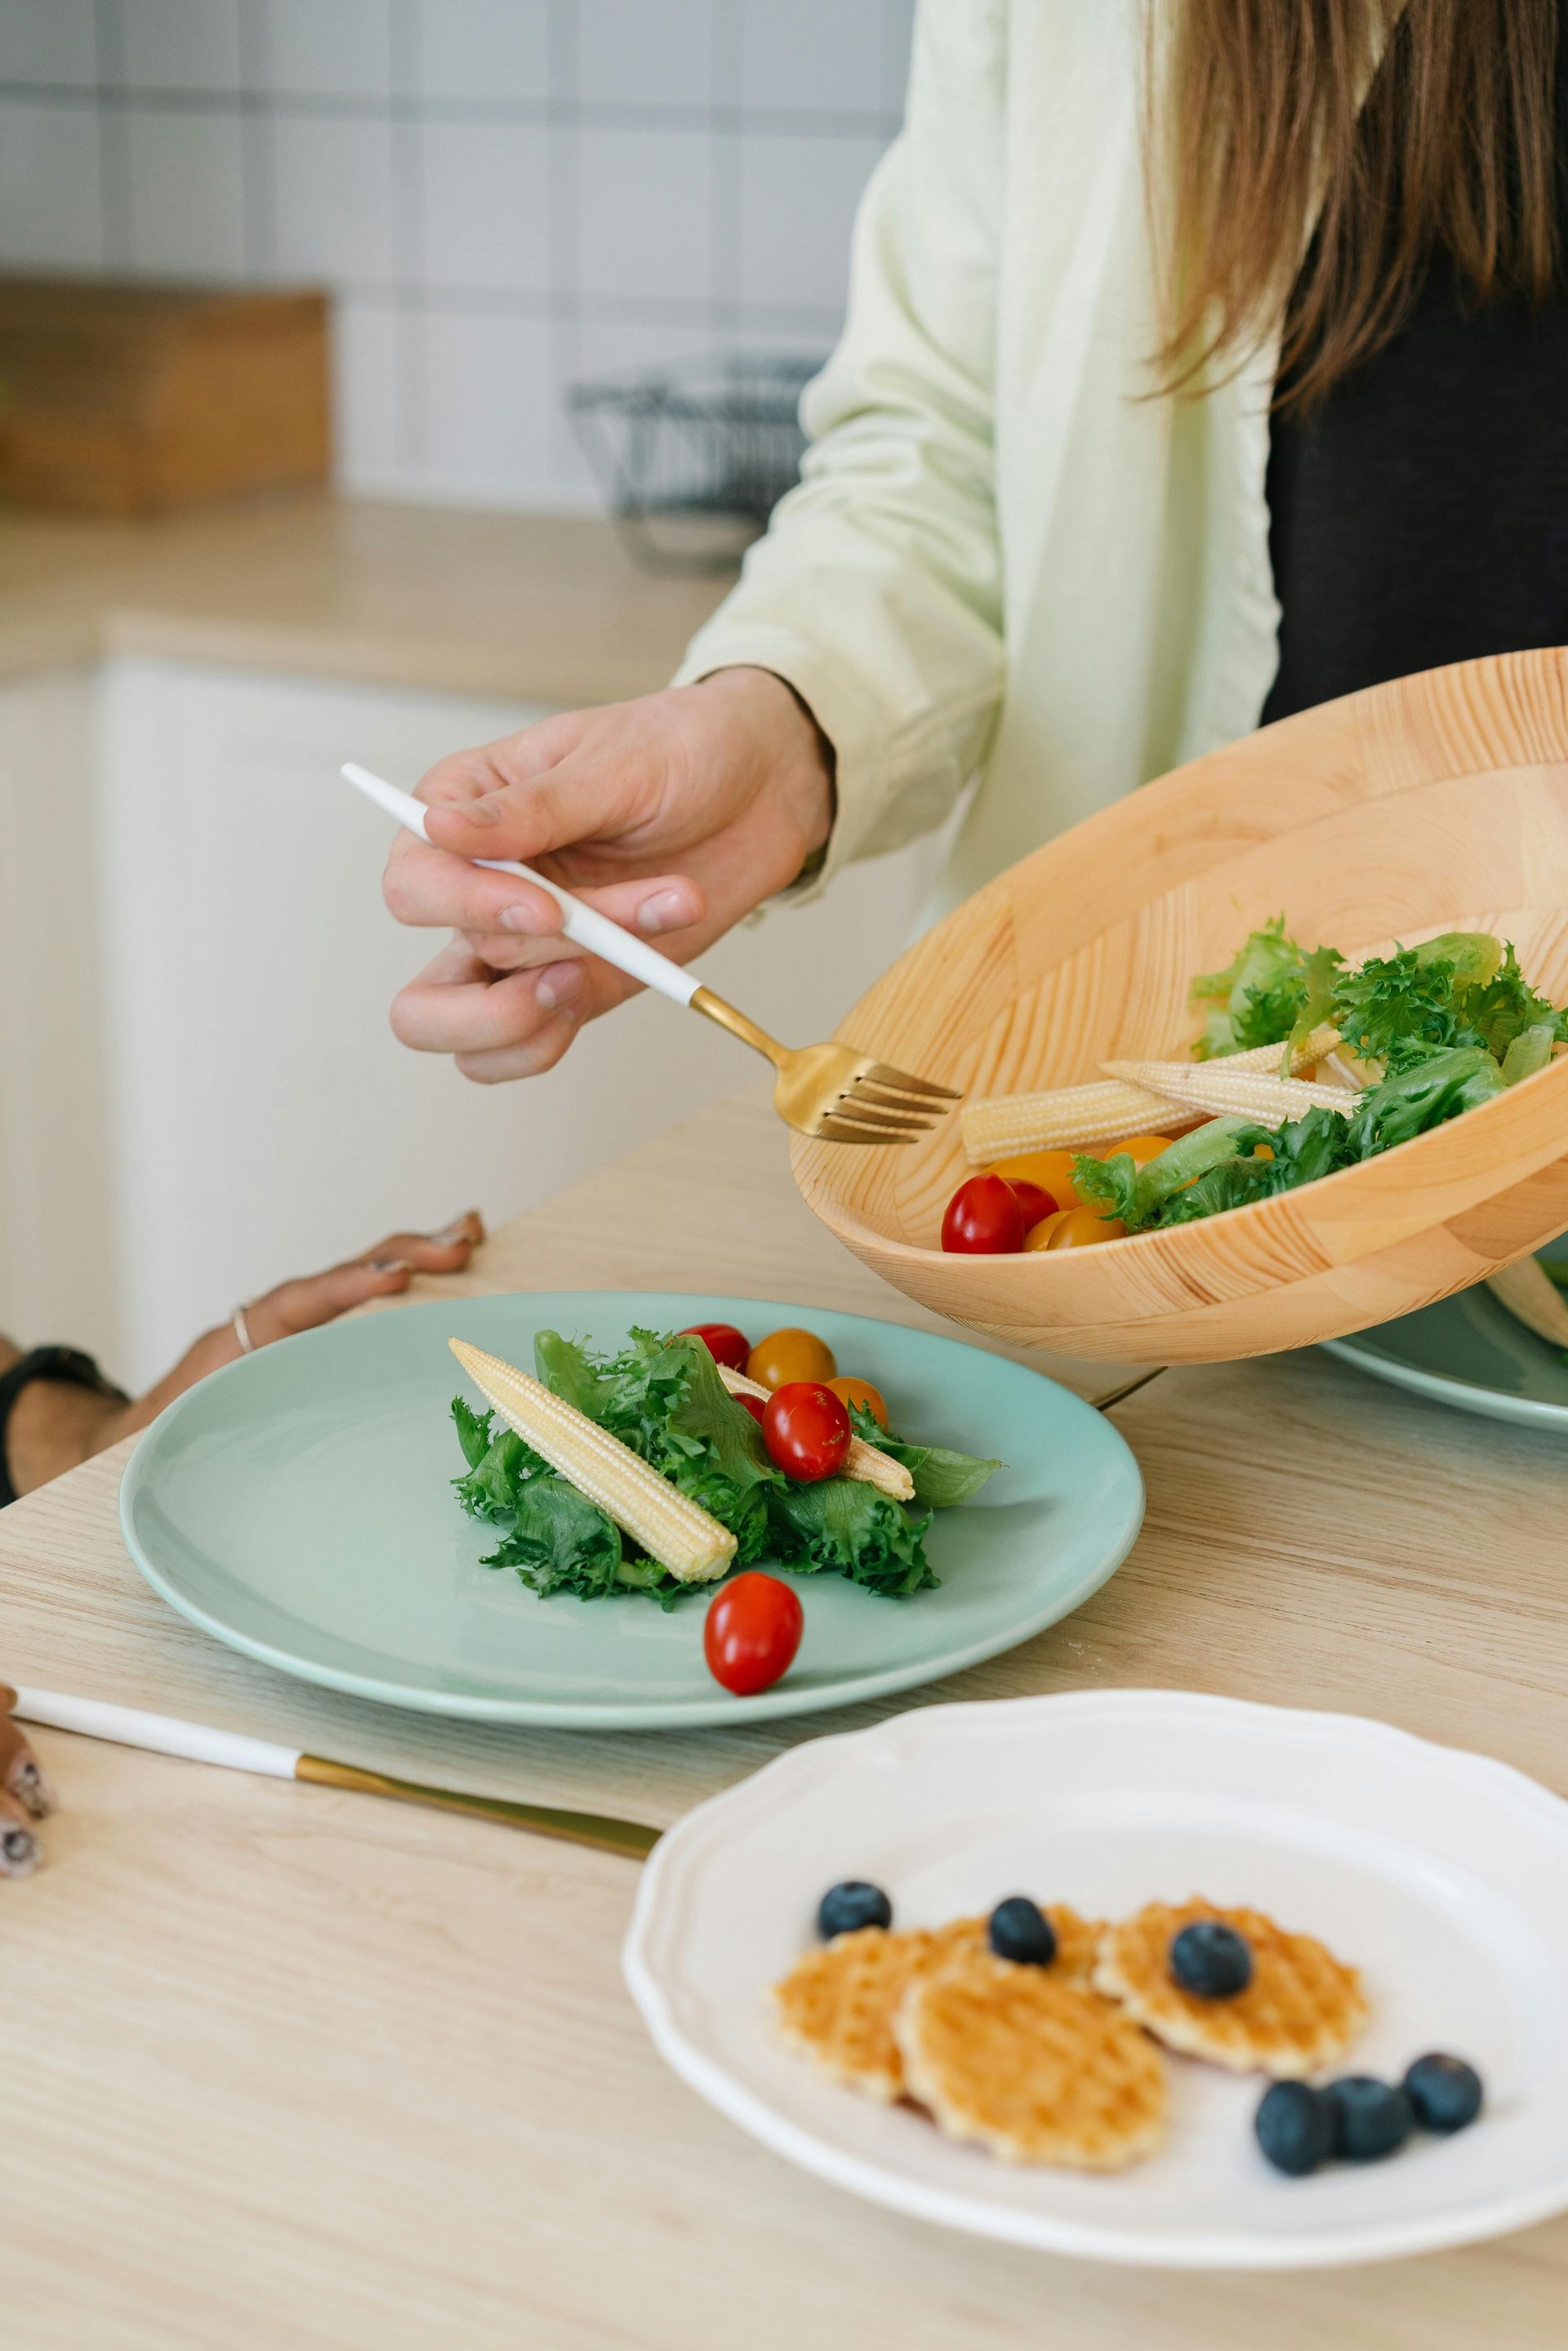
[623,1691,1568,2269]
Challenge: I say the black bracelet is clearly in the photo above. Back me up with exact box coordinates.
[0,1347,129,1509]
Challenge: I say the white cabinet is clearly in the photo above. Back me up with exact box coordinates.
[65,657,948,1387]
[0,666,119,1365]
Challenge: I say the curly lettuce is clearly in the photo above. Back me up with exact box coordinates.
[450,1329,1001,1605]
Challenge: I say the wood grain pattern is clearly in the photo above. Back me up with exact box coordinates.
[2,1089,1566,2349]
[0,280,330,514]
[794,650,1568,1362]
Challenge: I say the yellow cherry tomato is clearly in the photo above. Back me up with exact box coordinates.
[746,1326,836,1391]
[1109,1133,1176,1169]
[826,1374,888,1428]
[989,1150,1089,1212]
[1027,1206,1125,1250]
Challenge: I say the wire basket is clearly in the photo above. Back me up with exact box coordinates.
[568,350,825,574]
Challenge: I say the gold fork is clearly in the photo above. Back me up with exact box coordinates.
[344,764,960,1146]
[688,987,959,1143]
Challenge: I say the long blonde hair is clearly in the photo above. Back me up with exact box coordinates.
[1152,0,1559,406]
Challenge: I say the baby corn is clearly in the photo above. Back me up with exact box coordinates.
[1098,1058,1361,1125]
[449,1338,736,1583]
[959,1022,1346,1163]
[960,1078,1188,1163]
[718,1364,915,1502]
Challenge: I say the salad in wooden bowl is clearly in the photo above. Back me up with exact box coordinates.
[791,648,1568,1365]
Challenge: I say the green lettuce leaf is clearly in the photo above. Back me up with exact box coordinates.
[1075,1117,1258,1235]
[532,1326,778,1564]
[1330,935,1562,1078]
[1191,919,1344,1059]
[851,1405,1000,1509]
[453,1328,996,1605]
[449,1397,679,1602]
[767,1476,935,1596]
[1344,1044,1507,1155]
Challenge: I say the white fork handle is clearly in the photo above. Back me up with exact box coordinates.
[341,762,703,1009]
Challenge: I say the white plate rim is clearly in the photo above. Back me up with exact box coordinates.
[622,1688,1568,2269]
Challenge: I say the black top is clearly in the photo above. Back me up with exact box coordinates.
[1262,29,1568,724]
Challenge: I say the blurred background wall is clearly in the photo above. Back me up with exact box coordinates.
[0,2,946,1391]
[0,0,915,509]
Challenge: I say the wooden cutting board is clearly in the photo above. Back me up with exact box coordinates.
[0,278,331,514]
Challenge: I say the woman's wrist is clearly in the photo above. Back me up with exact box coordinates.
[695,665,836,868]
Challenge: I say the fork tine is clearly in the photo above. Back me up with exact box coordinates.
[848,1077,953,1118]
[815,1114,920,1146]
[863,1062,962,1101]
[835,1097,934,1133]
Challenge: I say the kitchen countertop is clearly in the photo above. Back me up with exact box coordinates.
[0,491,731,706]
[3,1088,1567,2351]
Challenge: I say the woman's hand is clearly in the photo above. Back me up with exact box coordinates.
[383,667,834,1083]
[2,1211,485,1498]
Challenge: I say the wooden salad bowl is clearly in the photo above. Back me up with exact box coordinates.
[791,648,1568,1365]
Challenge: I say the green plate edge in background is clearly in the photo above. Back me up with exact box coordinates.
[119,1291,1144,1730]
[1322,1240,1568,1432]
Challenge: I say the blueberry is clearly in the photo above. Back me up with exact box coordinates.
[1254,2080,1334,2176]
[1325,2076,1414,2162]
[1403,2053,1484,2135]
[817,1880,893,1939]
[1169,1921,1253,1998]
[987,1896,1058,1967]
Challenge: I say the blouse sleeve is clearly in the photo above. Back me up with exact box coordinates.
[670,0,1009,888]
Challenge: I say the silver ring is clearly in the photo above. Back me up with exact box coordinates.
[231,1303,256,1356]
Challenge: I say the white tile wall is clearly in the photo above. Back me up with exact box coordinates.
[0,0,915,510]
[739,0,887,118]
[0,98,105,269]
[124,107,247,274]
[120,0,243,93]
[419,307,564,502]
[263,0,394,100]
[417,118,550,294]
[577,0,715,114]
[737,131,886,314]
[0,0,98,87]
[269,113,398,281]
[576,123,714,308]
[407,0,549,105]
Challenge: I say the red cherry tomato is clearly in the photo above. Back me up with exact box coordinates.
[734,1390,767,1425]
[941,1173,1026,1254]
[679,1322,750,1372]
[761,1381,852,1482]
[1006,1178,1058,1229]
[703,1572,804,1696]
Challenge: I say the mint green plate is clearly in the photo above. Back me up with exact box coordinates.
[119,1292,1143,1730]
[1323,1242,1568,1432]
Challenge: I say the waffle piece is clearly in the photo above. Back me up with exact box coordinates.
[1040,1904,1107,1986]
[772,1921,984,2101]
[1094,1897,1368,2078]
[895,1948,1168,2169]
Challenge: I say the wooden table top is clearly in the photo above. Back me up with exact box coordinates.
[3,1090,1566,2351]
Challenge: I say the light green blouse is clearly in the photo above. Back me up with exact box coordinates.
[672,0,1283,917]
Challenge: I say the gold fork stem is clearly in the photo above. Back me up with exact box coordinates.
[690,985,788,1071]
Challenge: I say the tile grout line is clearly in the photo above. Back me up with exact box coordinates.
[91,0,131,270]
[387,0,428,476]
[237,0,274,279]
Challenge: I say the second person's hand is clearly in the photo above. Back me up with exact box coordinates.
[383,667,834,1084]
